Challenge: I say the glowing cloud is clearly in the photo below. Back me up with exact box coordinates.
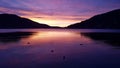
[0,0,120,27]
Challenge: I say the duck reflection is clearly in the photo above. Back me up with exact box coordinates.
[0,32,36,43]
[81,32,120,47]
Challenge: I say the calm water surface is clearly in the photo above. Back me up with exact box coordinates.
[0,29,120,68]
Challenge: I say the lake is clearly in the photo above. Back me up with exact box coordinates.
[0,29,120,68]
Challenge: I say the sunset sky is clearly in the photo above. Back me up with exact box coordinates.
[0,0,120,27]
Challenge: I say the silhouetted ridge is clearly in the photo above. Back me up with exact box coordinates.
[0,14,50,28]
[68,9,120,29]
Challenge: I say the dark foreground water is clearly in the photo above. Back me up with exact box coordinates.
[0,29,120,68]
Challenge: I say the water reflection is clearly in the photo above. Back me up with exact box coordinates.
[81,33,120,47]
[0,32,35,43]
[0,29,120,68]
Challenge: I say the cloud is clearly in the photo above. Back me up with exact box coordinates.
[0,0,120,17]
[0,0,120,27]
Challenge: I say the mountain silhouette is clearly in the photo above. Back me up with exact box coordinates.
[0,14,50,28]
[67,9,120,29]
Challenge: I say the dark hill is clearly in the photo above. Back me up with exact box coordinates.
[67,9,120,29]
[0,14,50,28]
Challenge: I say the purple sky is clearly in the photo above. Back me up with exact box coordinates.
[0,0,120,27]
